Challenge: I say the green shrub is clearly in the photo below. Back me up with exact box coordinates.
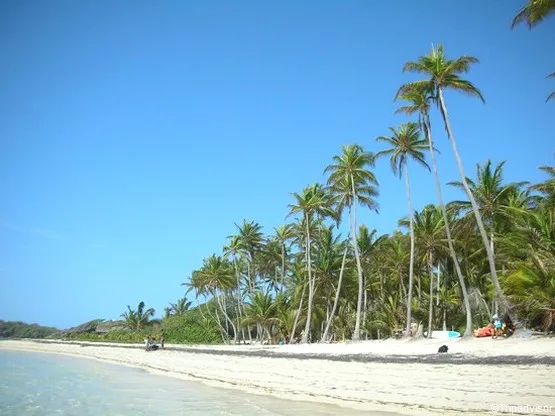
[162,314,220,344]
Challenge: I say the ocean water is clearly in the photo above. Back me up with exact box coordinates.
[0,350,396,415]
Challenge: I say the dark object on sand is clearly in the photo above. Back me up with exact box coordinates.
[438,345,448,353]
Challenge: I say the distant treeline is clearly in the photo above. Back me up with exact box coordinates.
[0,320,61,339]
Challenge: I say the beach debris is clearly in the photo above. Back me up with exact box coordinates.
[437,345,449,353]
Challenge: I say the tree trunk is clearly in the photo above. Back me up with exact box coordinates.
[427,250,434,338]
[290,282,306,344]
[423,111,472,337]
[437,88,509,314]
[280,243,286,293]
[301,214,313,344]
[405,163,416,338]
[436,263,440,306]
[216,294,237,342]
[351,174,364,342]
[322,245,349,342]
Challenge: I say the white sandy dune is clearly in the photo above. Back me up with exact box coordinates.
[1,337,554,415]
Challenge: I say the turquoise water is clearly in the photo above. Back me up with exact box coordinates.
[0,350,395,415]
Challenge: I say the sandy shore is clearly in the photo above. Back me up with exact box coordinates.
[1,337,554,415]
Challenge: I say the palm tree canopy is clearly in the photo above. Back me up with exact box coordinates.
[324,144,379,215]
[511,0,555,29]
[398,44,485,104]
[376,122,430,177]
[288,183,338,223]
[448,160,528,229]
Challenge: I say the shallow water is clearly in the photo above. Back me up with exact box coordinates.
[0,350,397,415]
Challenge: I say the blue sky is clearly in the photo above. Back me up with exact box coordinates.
[1,1,553,329]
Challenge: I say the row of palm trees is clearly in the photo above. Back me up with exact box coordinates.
[178,2,554,344]
[183,157,553,344]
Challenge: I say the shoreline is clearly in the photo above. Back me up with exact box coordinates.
[2,338,555,415]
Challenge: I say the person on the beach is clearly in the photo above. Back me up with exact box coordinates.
[145,335,152,351]
[160,331,165,349]
[492,314,503,339]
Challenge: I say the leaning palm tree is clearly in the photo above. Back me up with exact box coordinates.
[400,44,509,315]
[324,144,379,341]
[376,122,430,337]
[288,183,337,343]
[395,83,474,337]
[511,0,555,29]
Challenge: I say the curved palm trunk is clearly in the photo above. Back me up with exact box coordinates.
[233,259,247,343]
[427,250,434,338]
[216,293,237,343]
[405,163,416,338]
[289,282,306,344]
[351,175,364,341]
[322,244,349,342]
[301,214,314,344]
[423,112,472,337]
[437,88,509,314]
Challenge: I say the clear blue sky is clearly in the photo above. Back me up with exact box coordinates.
[1,1,553,329]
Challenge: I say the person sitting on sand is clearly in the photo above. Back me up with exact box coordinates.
[492,314,503,339]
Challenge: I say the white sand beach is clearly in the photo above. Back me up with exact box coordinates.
[1,336,554,415]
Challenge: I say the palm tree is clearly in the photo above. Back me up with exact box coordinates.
[400,44,510,315]
[194,255,238,342]
[395,83,474,337]
[233,220,264,297]
[324,144,379,341]
[288,183,337,343]
[243,291,279,343]
[511,0,555,29]
[376,122,429,337]
[169,297,192,316]
[121,301,155,330]
[273,224,295,292]
[409,205,446,338]
[531,165,555,207]
[449,160,527,313]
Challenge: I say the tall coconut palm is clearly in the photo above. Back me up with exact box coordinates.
[324,144,379,341]
[233,220,264,297]
[511,0,555,29]
[395,83,474,336]
[288,183,337,343]
[376,122,430,337]
[273,224,295,292]
[400,45,509,315]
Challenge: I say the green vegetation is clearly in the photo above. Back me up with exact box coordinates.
[11,3,554,346]
[0,320,61,339]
